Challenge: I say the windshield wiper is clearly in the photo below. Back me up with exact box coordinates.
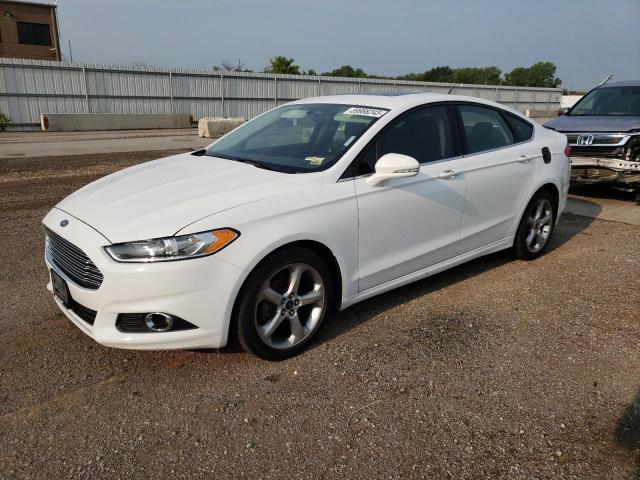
[233,158,276,171]
[209,152,277,171]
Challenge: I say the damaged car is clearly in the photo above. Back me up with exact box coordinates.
[545,80,640,200]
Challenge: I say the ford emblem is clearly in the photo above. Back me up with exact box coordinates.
[60,219,69,227]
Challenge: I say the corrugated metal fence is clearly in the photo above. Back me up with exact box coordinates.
[0,58,562,130]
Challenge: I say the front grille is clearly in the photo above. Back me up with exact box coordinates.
[45,227,104,290]
[567,133,628,146]
[69,298,97,325]
[571,145,621,158]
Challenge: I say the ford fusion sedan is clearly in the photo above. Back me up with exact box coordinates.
[43,93,570,360]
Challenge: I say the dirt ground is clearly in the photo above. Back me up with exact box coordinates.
[0,150,639,479]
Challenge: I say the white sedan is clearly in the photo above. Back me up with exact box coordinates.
[43,94,570,359]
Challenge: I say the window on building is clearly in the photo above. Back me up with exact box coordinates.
[17,22,52,46]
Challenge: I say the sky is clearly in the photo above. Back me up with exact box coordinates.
[47,0,640,91]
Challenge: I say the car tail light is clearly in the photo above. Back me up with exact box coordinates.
[564,142,571,158]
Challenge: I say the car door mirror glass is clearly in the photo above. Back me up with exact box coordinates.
[366,153,419,187]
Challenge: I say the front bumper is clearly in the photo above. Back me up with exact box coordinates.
[43,208,247,350]
[570,157,640,186]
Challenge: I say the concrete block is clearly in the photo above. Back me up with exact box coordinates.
[41,113,193,132]
[198,117,245,138]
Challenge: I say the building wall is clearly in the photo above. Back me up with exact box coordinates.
[0,1,59,61]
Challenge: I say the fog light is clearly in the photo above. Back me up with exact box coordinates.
[144,312,174,332]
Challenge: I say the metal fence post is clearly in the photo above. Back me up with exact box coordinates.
[546,91,551,111]
[220,71,225,118]
[168,70,174,114]
[317,77,321,96]
[82,66,90,113]
[274,76,278,107]
[531,90,535,111]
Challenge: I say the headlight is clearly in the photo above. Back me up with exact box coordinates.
[105,228,239,263]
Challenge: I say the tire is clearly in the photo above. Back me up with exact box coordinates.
[513,190,556,260]
[233,246,334,360]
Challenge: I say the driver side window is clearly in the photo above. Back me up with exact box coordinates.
[354,105,456,176]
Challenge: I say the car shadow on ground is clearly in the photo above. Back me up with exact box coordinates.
[313,212,598,349]
[570,184,638,204]
[615,389,640,480]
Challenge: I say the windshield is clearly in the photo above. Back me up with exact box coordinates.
[205,103,388,173]
[570,86,640,116]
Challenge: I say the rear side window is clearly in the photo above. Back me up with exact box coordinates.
[355,105,456,176]
[458,105,514,154]
[503,113,534,143]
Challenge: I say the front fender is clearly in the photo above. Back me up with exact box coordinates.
[178,180,360,306]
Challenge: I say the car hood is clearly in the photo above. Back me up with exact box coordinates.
[544,115,640,133]
[56,152,313,243]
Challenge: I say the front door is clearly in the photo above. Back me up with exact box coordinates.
[352,105,467,291]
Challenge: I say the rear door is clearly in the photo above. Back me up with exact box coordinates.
[453,104,537,253]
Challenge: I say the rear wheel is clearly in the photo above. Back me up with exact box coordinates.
[513,191,556,260]
[234,247,333,360]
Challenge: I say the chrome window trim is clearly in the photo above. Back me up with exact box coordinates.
[337,100,538,182]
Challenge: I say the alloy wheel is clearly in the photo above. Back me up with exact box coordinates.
[525,198,553,253]
[254,263,326,350]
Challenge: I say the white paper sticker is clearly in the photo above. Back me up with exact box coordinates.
[343,107,388,118]
[305,156,324,166]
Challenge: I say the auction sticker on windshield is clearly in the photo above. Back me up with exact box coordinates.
[343,107,388,118]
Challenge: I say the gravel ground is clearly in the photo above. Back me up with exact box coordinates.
[0,150,639,479]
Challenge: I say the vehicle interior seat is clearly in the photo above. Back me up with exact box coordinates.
[469,121,497,152]
[344,121,367,141]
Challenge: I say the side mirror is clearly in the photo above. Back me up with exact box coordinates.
[558,107,570,116]
[366,153,420,187]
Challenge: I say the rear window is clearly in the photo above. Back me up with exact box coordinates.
[458,105,514,154]
[503,113,534,143]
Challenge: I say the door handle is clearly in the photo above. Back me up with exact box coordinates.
[438,169,457,179]
[517,155,532,163]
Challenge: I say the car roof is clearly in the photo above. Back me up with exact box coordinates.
[599,80,640,88]
[291,93,523,116]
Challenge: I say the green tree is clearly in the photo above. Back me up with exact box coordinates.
[422,66,454,82]
[321,65,368,78]
[265,56,300,75]
[451,66,502,85]
[0,111,10,131]
[505,62,561,88]
[398,65,498,84]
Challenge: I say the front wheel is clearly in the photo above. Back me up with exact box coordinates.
[234,247,333,360]
[513,191,556,260]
